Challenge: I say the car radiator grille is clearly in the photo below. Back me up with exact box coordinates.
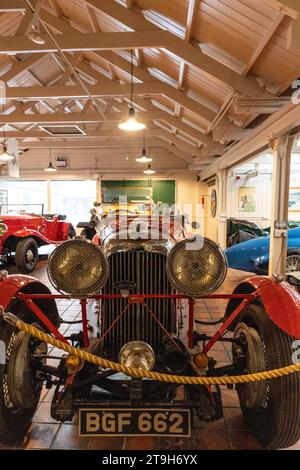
[101,250,176,358]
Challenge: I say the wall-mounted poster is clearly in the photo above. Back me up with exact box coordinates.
[238,187,256,212]
[289,188,300,212]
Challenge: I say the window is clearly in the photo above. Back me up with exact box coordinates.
[0,180,48,214]
[51,180,96,226]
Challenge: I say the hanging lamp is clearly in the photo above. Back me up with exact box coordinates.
[118,50,145,131]
[45,149,57,172]
[136,129,152,162]
[144,164,155,175]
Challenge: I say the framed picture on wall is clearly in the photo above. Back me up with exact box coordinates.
[211,189,217,218]
[238,187,256,212]
[289,188,300,212]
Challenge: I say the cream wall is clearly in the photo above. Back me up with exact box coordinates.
[176,174,206,237]
[175,176,219,242]
[227,173,272,229]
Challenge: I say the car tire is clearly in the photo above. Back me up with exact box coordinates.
[286,249,300,274]
[15,238,39,274]
[233,303,300,449]
[0,298,59,444]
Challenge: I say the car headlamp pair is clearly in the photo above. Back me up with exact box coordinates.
[48,237,227,297]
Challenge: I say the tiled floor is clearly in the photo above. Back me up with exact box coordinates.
[1,261,288,450]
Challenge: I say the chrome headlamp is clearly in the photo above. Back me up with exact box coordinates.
[0,223,8,237]
[48,239,108,297]
[119,341,155,371]
[166,237,228,296]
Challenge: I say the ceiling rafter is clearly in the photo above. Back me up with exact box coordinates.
[85,0,274,98]
[0,31,170,54]
[36,6,249,146]
[39,9,220,123]
[172,0,200,136]
[2,7,225,130]
[263,0,299,48]
[47,0,64,17]
[1,0,294,174]
[0,0,25,11]
[185,0,200,42]
[242,11,285,75]
[4,82,224,147]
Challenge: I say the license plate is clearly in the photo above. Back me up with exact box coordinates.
[79,408,191,437]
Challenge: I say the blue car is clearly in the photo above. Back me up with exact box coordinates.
[225,227,300,274]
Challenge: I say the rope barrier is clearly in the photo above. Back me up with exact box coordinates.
[7,316,300,386]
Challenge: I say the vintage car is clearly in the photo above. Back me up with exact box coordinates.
[226,227,300,274]
[0,204,75,274]
[0,213,300,449]
[226,218,268,247]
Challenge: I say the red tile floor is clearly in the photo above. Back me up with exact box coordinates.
[2,261,298,450]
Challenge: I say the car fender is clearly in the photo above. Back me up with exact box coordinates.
[0,274,58,324]
[225,275,300,339]
[8,229,56,245]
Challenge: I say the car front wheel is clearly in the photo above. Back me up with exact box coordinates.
[15,238,39,273]
[286,249,300,274]
[233,303,300,449]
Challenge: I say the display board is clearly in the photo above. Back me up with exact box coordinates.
[101,180,176,205]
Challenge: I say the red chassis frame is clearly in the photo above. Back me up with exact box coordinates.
[5,274,300,356]
[15,291,258,353]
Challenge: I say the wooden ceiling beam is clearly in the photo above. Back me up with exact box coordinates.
[39,8,242,135]
[48,0,64,17]
[263,0,298,19]
[185,0,200,42]
[158,141,194,164]
[86,0,272,98]
[2,129,157,139]
[263,0,300,48]
[4,82,164,99]
[16,10,34,35]
[0,54,45,82]
[41,10,245,143]
[243,12,285,75]
[0,0,25,11]
[0,31,169,54]
[4,84,222,147]
[0,110,165,124]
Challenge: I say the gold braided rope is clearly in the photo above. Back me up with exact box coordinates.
[14,319,300,386]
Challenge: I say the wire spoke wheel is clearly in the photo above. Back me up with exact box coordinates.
[233,322,268,409]
[232,303,300,449]
[0,320,47,444]
[286,255,300,273]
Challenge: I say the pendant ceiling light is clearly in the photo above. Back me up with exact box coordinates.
[0,145,14,162]
[0,104,14,162]
[118,50,145,131]
[144,164,155,175]
[136,130,152,163]
[28,1,46,45]
[45,149,57,172]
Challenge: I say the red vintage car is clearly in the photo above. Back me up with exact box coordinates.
[0,204,75,273]
[0,212,300,449]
